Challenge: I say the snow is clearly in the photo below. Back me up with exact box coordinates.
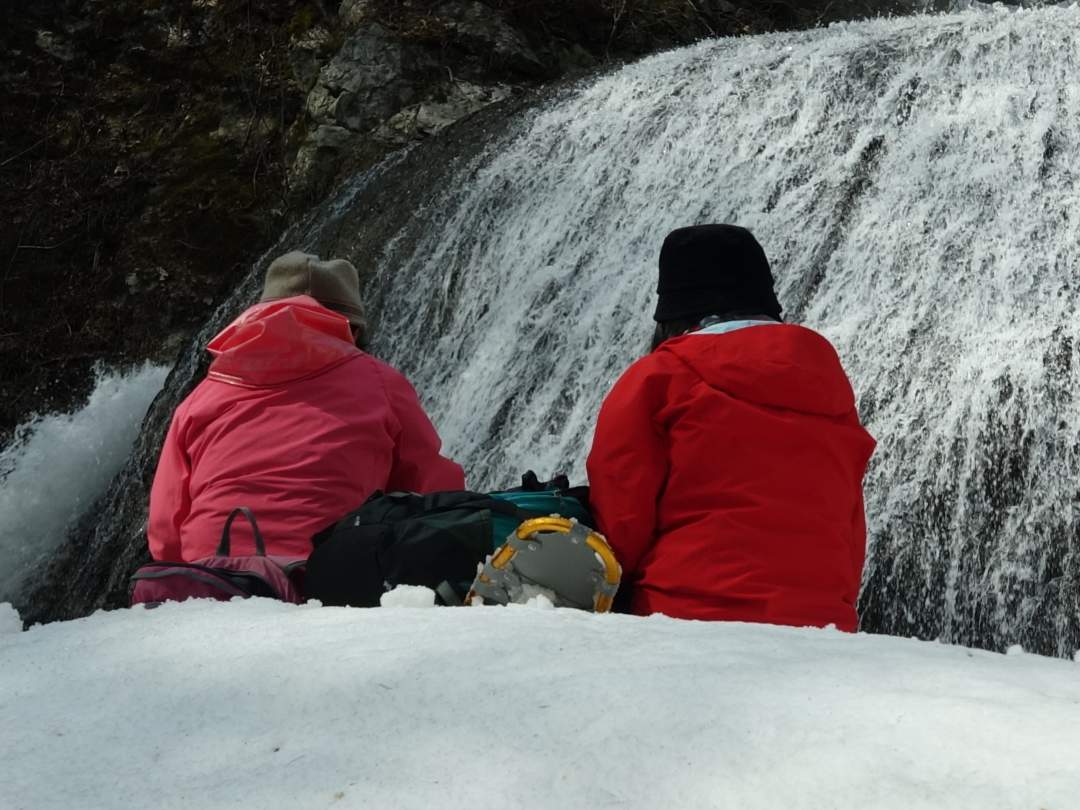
[0,602,21,635]
[524,592,555,609]
[2,601,1078,810]
[518,585,557,608]
[380,585,437,608]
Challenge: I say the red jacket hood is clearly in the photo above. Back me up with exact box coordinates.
[207,295,360,387]
[659,323,857,418]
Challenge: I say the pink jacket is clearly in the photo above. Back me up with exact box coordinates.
[148,296,465,561]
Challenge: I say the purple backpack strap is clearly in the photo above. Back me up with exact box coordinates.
[131,508,307,607]
[218,507,265,557]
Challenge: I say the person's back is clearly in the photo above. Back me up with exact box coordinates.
[587,225,875,630]
[149,253,464,561]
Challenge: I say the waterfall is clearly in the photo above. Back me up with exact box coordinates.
[356,7,1080,655]
[18,7,1080,657]
[0,364,167,603]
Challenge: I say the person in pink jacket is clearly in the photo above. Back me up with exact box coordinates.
[148,251,465,561]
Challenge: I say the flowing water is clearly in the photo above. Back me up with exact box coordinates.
[362,7,1080,654]
[8,7,1080,655]
[0,364,167,603]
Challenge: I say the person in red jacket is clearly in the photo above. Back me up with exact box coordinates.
[587,225,875,631]
[148,251,465,562]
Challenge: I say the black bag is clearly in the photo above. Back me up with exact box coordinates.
[305,475,590,608]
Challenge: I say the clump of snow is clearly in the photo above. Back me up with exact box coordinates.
[2,601,1079,810]
[517,584,557,608]
[380,585,436,608]
[0,363,168,601]
[0,603,21,635]
[524,593,555,610]
[1006,644,1026,656]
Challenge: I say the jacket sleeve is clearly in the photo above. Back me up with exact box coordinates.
[586,357,671,577]
[381,368,466,493]
[147,408,192,561]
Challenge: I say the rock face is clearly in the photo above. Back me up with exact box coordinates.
[307,26,416,132]
[287,4,549,202]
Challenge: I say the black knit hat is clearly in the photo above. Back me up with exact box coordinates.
[654,224,782,323]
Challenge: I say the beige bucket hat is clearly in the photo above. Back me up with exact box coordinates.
[259,251,366,330]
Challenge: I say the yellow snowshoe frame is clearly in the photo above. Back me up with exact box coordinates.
[469,516,622,613]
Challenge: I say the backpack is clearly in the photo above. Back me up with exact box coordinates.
[130,508,306,607]
[304,473,596,608]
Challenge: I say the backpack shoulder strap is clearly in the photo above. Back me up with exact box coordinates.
[218,507,266,557]
[360,490,527,523]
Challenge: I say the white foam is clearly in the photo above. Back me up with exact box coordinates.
[0,363,168,601]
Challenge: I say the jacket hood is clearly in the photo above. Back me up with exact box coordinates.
[207,295,360,387]
[660,323,857,418]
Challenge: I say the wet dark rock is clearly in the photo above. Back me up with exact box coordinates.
[438,1,547,77]
[307,25,422,132]
[377,81,514,142]
[340,0,377,29]
[287,2,541,200]
[290,25,340,92]
[34,30,75,62]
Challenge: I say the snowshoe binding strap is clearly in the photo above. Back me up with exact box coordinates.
[467,516,621,612]
[218,507,267,557]
[435,580,464,607]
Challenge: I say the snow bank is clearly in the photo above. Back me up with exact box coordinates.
[2,602,1077,810]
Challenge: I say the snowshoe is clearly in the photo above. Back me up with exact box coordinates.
[468,516,621,612]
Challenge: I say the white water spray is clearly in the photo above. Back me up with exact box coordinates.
[0,364,168,601]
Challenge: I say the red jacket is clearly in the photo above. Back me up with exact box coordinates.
[148,296,465,561]
[586,322,875,631]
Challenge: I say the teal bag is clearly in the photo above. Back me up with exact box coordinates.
[489,489,594,549]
